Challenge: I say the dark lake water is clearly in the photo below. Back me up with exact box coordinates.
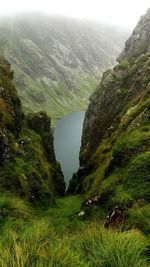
[54,112,85,185]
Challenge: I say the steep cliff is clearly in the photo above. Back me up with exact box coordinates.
[0,57,65,205]
[68,9,150,233]
[0,14,128,122]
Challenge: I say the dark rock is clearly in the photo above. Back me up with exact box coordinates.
[104,205,126,229]
[27,111,56,163]
[0,129,9,162]
[68,10,150,233]
[0,57,65,205]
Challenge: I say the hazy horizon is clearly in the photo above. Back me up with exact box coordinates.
[0,0,149,30]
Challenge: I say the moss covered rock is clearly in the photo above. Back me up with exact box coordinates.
[26,111,56,163]
[0,57,65,205]
[68,9,150,232]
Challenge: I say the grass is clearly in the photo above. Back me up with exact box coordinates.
[0,193,149,266]
[80,226,148,267]
[0,193,30,222]
[44,195,87,233]
[114,59,129,71]
[125,203,150,235]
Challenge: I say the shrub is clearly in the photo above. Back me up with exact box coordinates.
[115,59,129,71]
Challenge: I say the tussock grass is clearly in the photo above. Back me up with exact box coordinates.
[79,225,148,267]
[0,194,149,267]
[0,193,31,223]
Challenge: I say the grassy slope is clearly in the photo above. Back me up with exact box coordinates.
[0,14,127,122]
[76,59,150,235]
[0,56,65,205]
[0,193,149,267]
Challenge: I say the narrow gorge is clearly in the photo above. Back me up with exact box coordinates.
[0,8,149,267]
[54,111,85,185]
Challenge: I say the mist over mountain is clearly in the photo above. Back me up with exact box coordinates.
[0,6,150,265]
[0,13,128,122]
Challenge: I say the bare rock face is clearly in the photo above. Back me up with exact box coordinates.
[118,8,150,61]
[80,9,150,166]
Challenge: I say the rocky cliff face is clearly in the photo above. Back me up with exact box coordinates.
[118,9,150,61]
[0,57,23,162]
[68,9,150,233]
[0,14,128,122]
[0,57,65,205]
[80,9,150,166]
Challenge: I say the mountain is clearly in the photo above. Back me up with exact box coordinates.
[0,14,128,123]
[0,12,149,266]
[68,9,150,233]
[0,57,65,205]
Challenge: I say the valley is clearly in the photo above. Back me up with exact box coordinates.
[0,7,149,267]
[0,13,128,123]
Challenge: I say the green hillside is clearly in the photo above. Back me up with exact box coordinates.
[0,14,128,123]
[0,9,150,267]
[68,8,150,235]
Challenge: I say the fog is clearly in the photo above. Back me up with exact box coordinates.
[0,0,149,29]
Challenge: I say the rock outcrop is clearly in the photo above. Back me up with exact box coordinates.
[27,111,56,163]
[0,57,23,162]
[0,57,65,205]
[68,9,150,233]
[118,9,150,61]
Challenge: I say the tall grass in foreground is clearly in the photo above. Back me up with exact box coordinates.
[0,194,149,266]
[0,219,86,267]
[79,225,149,267]
[0,221,149,267]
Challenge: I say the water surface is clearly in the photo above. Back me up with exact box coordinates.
[54,112,85,185]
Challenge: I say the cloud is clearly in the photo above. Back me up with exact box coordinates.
[0,0,149,29]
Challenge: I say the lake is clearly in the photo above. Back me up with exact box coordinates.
[54,112,85,185]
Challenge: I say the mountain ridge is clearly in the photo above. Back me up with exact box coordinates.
[0,14,128,123]
[68,8,150,233]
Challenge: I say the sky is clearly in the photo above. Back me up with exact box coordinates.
[0,0,149,29]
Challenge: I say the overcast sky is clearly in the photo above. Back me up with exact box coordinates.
[0,0,149,29]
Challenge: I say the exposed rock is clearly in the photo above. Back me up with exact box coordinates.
[83,195,101,206]
[78,211,86,217]
[79,9,150,165]
[69,9,150,231]
[0,58,23,136]
[0,129,9,162]
[26,111,56,163]
[104,205,126,229]
[118,8,150,61]
[0,14,128,120]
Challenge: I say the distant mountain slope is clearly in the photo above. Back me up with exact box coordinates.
[0,14,128,122]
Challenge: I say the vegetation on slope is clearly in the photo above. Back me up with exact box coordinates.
[0,14,128,122]
[0,11,149,267]
[68,9,150,234]
[0,193,149,267]
[0,56,65,205]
